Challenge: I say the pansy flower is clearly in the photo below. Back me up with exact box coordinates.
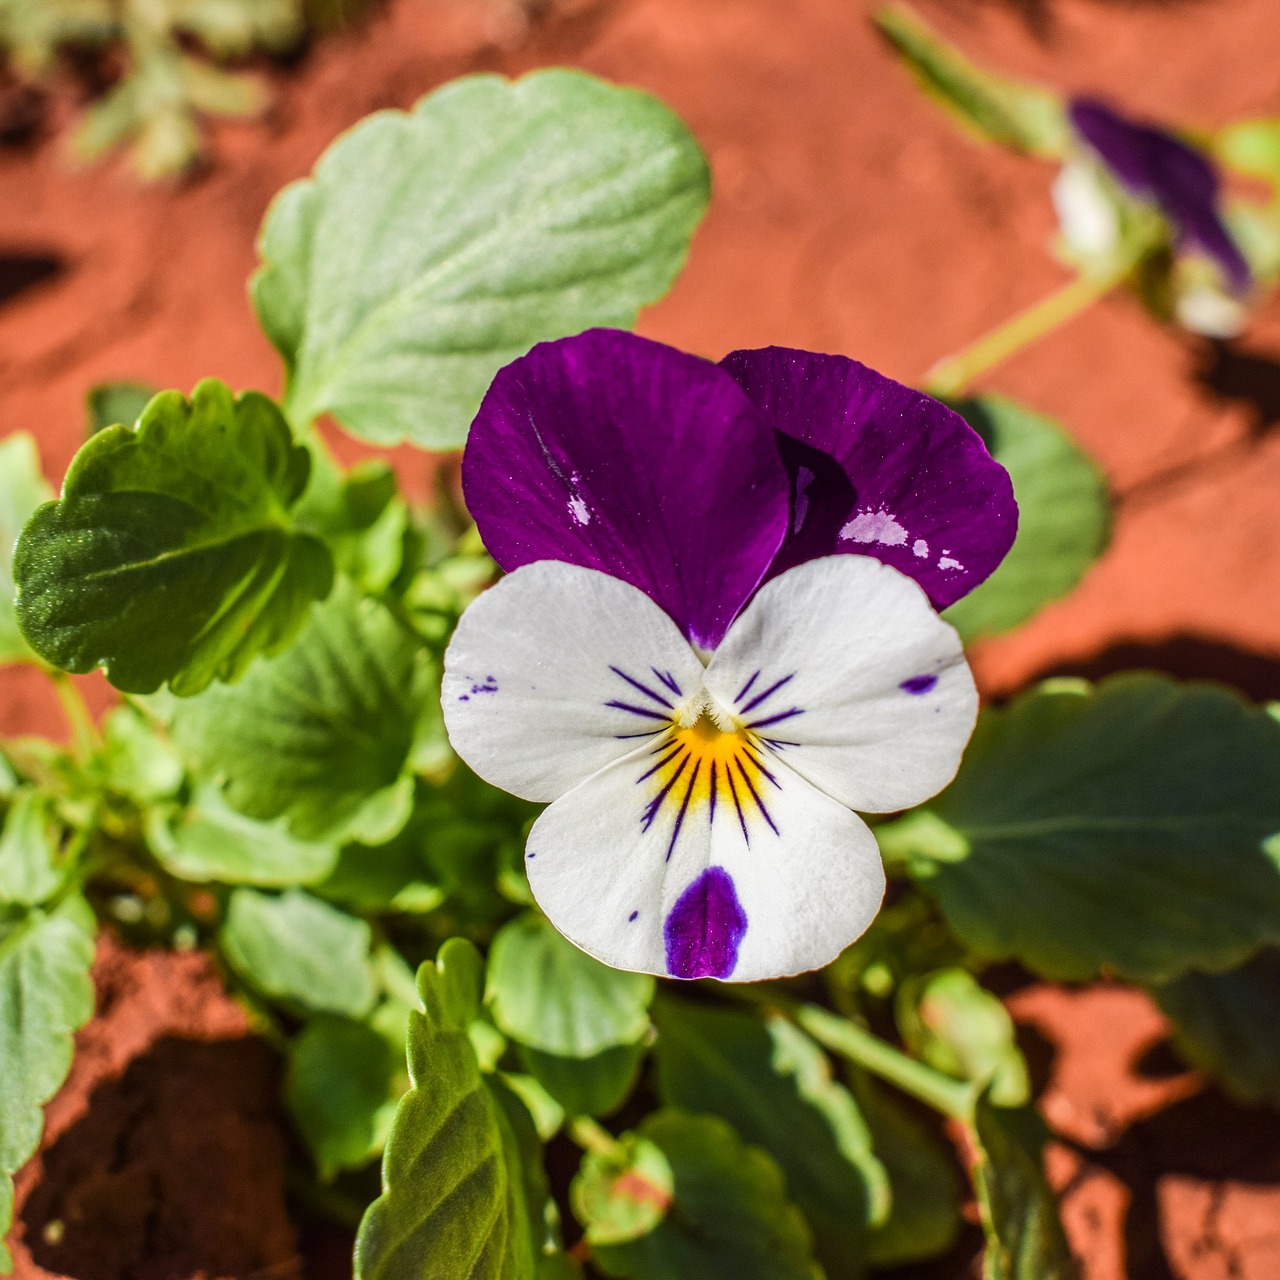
[443,330,1016,981]
[1054,97,1252,335]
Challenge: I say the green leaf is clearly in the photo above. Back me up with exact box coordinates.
[518,1041,646,1119]
[149,785,339,886]
[0,789,61,907]
[166,577,436,842]
[1215,118,1280,189]
[316,832,445,915]
[355,940,535,1280]
[220,888,376,1017]
[900,675,1280,982]
[0,433,53,666]
[874,4,1069,158]
[253,68,710,448]
[13,379,333,695]
[852,1072,962,1267]
[971,1097,1076,1280]
[486,912,654,1058]
[86,381,156,437]
[0,899,96,1262]
[897,969,1030,1107]
[653,996,889,1275]
[944,397,1109,641]
[287,1009,410,1179]
[293,452,409,594]
[573,1110,819,1280]
[1154,948,1280,1107]
[100,703,184,803]
[489,1074,556,1259]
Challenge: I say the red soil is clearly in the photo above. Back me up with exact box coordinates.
[2,0,1279,1276]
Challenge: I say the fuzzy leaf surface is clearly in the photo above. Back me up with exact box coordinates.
[356,939,535,1280]
[486,911,653,1058]
[166,577,435,842]
[945,397,1108,641]
[253,69,710,448]
[14,380,332,695]
[653,996,888,1275]
[1154,948,1280,1107]
[0,433,53,665]
[0,899,96,1267]
[220,888,376,1017]
[574,1110,819,1280]
[904,676,1280,982]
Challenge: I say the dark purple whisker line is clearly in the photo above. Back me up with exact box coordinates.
[616,729,664,740]
[734,758,779,836]
[609,665,674,710]
[636,745,681,782]
[724,764,750,844]
[652,668,683,697]
[666,760,700,862]
[641,754,688,832]
[734,670,761,704]
[708,760,718,828]
[762,737,800,749]
[738,672,795,715]
[746,707,805,730]
[740,744,781,789]
[606,700,669,721]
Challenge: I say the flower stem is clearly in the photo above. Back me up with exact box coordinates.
[923,258,1135,400]
[51,672,100,760]
[725,985,972,1119]
[568,1115,626,1161]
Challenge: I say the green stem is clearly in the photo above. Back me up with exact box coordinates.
[51,672,100,760]
[795,1004,972,1119]
[569,1115,626,1161]
[923,259,1135,400]
[726,986,972,1119]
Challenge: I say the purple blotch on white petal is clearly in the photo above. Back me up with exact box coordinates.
[900,674,939,695]
[664,866,748,980]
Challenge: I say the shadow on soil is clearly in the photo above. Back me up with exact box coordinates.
[0,252,62,308]
[21,1036,300,1280]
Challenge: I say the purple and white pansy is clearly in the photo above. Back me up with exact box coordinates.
[1054,97,1252,335]
[443,329,1017,982]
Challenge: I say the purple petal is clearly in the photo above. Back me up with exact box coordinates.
[463,330,790,650]
[1069,97,1251,293]
[720,347,1018,610]
[664,866,748,979]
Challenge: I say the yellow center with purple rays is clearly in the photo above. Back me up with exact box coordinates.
[606,666,805,862]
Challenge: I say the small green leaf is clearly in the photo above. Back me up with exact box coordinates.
[944,397,1109,642]
[874,4,1069,158]
[220,888,376,1017]
[14,379,333,695]
[166,577,436,842]
[253,69,710,448]
[0,433,54,666]
[293,452,409,594]
[0,789,61,907]
[0,899,96,1259]
[897,969,1030,1107]
[150,785,339,886]
[355,941,536,1280]
[852,1072,962,1267]
[971,1097,1076,1280]
[316,832,445,915]
[86,381,156,437]
[100,704,184,803]
[903,675,1280,982]
[518,1041,646,1119]
[487,912,654,1058]
[573,1110,819,1280]
[1215,118,1280,189]
[287,1009,410,1179]
[1154,948,1280,1107]
[653,996,889,1275]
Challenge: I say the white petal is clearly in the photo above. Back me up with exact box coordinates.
[524,736,885,982]
[443,562,704,802]
[702,556,977,813]
[1052,159,1121,258]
